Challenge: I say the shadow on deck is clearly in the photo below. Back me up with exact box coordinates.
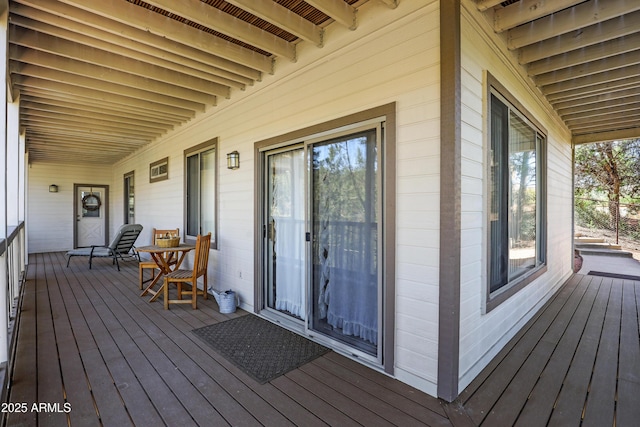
[4,253,640,426]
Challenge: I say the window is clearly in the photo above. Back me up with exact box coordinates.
[488,85,546,303]
[149,157,168,183]
[185,139,217,247]
[124,171,135,224]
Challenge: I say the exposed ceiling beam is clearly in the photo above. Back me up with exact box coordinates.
[475,0,504,12]
[534,50,640,86]
[13,76,197,117]
[11,62,209,112]
[519,9,640,64]
[21,109,171,134]
[564,108,640,126]
[545,76,640,102]
[144,0,296,60]
[377,0,398,8]
[541,64,640,95]
[305,0,357,30]
[9,49,218,106]
[494,0,583,33]
[508,0,640,49]
[10,27,229,99]
[562,101,640,121]
[574,128,640,144]
[20,93,185,125]
[9,10,250,89]
[16,0,273,74]
[527,32,640,76]
[225,0,323,46]
[21,99,176,130]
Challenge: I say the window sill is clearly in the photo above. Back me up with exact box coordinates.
[485,264,547,313]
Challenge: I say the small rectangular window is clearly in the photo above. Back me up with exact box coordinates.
[185,139,217,247]
[149,157,169,183]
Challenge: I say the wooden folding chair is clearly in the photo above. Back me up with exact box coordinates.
[138,228,179,289]
[163,233,211,310]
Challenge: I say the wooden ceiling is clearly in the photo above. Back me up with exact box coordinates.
[7,1,640,164]
[8,0,388,164]
[475,0,640,145]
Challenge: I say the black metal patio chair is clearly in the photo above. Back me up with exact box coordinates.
[66,223,143,270]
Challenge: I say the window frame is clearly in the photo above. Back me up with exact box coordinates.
[485,74,547,312]
[184,138,218,249]
[123,171,135,224]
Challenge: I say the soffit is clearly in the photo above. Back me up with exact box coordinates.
[475,0,640,144]
[8,0,397,164]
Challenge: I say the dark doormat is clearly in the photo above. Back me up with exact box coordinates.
[192,315,330,384]
[587,271,640,281]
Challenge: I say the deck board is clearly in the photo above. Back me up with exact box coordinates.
[458,272,640,426]
[613,280,640,427]
[581,279,621,427]
[514,275,601,425]
[4,253,639,426]
[546,278,609,427]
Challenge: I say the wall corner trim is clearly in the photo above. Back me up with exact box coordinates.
[437,0,462,403]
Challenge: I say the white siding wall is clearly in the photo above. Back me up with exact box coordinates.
[27,163,113,253]
[108,1,443,395]
[458,3,574,391]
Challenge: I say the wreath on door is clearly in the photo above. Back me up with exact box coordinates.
[82,193,102,211]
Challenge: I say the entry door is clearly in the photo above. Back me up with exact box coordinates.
[76,186,107,247]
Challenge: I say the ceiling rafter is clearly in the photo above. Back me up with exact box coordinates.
[9,10,250,89]
[225,0,323,46]
[305,0,357,30]
[143,0,296,60]
[9,0,372,164]
[507,0,640,50]
[14,0,272,74]
[10,28,229,99]
[9,50,217,107]
[476,0,640,144]
[493,0,584,33]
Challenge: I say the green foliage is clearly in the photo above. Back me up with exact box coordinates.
[574,198,610,230]
[575,139,640,200]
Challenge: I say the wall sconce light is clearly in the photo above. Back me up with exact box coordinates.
[49,184,59,193]
[227,151,240,170]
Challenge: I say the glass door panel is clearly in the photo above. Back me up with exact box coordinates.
[265,148,306,320]
[310,129,380,356]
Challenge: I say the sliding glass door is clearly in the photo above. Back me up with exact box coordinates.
[261,123,383,362]
[265,147,306,320]
[310,129,380,356]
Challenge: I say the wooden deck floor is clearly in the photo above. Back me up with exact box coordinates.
[4,254,640,426]
[4,253,451,427]
[456,272,640,426]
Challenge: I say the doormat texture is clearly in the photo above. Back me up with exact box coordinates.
[587,271,640,281]
[192,315,330,384]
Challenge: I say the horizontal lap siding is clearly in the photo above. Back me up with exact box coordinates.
[27,163,113,253]
[458,2,574,392]
[108,1,442,395]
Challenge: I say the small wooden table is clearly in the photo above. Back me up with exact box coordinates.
[137,243,195,301]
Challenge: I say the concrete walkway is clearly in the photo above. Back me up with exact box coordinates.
[578,253,640,279]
